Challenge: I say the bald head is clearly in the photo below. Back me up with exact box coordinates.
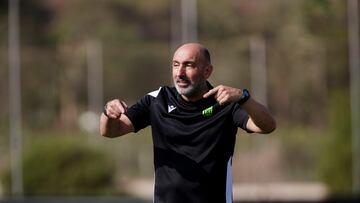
[174,43,211,67]
[172,43,213,101]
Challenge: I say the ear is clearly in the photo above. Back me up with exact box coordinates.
[204,65,213,79]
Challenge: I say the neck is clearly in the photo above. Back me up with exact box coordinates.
[181,85,209,102]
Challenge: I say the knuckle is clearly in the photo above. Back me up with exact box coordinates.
[109,99,117,105]
[106,103,112,109]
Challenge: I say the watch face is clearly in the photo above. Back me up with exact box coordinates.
[246,90,250,96]
[238,89,250,104]
[243,89,249,98]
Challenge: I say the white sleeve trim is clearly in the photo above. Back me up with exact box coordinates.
[226,157,233,203]
[147,87,162,98]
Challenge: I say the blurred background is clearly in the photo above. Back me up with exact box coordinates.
[0,0,359,202]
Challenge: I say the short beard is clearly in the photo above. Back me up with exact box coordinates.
[174,79,207,98]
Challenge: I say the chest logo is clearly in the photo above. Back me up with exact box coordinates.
[168,105,177,113]
[202,106,213,117]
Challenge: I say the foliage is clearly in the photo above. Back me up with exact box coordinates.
[0,0,349,128]
[277,126,323,181]
[1,135,116,196]
[318,90,352,196]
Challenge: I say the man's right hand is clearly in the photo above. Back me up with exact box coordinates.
[104,99,128,119]
[101,99,134,138]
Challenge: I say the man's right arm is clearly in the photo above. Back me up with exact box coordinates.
[100,99,134,138]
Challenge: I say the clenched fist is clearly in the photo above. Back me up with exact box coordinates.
[103,99,128,119]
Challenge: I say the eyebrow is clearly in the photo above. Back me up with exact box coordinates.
[172,60,196,64]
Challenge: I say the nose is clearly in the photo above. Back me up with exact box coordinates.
[176,65,186,77]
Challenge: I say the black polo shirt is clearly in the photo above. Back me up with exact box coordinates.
[125,83,250,203]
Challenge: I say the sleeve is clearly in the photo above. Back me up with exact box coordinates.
[232,104,253,133]
[124,95,153,133]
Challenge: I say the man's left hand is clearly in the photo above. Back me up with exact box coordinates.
[203,85,243,105]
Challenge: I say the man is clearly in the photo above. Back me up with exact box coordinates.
[100,43,276,203]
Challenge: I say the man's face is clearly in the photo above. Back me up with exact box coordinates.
[172,45,211,99]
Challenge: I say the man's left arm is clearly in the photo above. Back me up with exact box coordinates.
[241,98,276,134]
[203,85,276,134]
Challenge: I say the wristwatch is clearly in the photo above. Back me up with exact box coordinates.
[238,89,250,105]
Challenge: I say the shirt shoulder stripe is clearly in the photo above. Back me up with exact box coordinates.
[147,87,162,98]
